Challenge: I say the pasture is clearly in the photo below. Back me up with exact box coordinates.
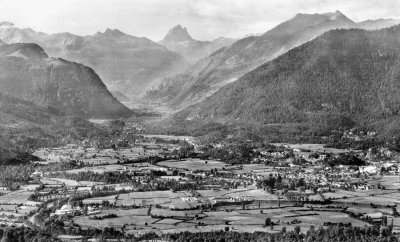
[158,158,226,171]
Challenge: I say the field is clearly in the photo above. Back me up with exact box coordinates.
[82,190,186,207]
[34,145,170,165]
[325,190,400,206]
[74,208,158,229]
[197,188,278,201]
[272,143,355,154]
[0,190,34,205]
[158,158,226,171]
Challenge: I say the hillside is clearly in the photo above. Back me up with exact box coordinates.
[0,93,106,163]
[167,26,400,140]
[0,23,189,96]
[146,11,356,109]
[159,25,235,63]
[357,19,400,30]
[0,43,132,118]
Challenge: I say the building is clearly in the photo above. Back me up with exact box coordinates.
[54,204,74,216]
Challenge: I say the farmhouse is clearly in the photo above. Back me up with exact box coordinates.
[54,204,74,216]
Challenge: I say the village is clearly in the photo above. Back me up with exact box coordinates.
[0,125,399,241]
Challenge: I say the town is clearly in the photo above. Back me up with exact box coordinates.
[0,121,399,241]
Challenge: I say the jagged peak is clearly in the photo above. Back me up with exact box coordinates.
[97,28,127,38]
[162,24,193,42]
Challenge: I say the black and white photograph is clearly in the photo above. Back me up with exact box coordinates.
[0,0,400,241]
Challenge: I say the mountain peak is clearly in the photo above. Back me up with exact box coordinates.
[324,10,350,21]
[162,24,193,42]
[98,28,127,37]
[291,11,354,26]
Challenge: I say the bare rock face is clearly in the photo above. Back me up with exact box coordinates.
[0,43,132,118]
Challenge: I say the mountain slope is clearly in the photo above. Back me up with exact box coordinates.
[159,25,235,63]
[147,11,356,109]
[0,23,189,96]
[357,19,400,30]
[171,26,400,138]
[0,92,107,163]
[0,43,131,118]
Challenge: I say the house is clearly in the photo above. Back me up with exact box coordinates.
[359,166,378,174]
[54,204,74,216]
[362,212,383,222]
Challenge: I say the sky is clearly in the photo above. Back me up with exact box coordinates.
[1,0,400,41]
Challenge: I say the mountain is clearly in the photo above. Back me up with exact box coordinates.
[0,43,131,118]
[147,11,356,109]
[169,26,400,140]
[0,23,189,97]
[357,19,400,30]
[162,25,193,42]
[159,25,236,63]
[112,91,131,103]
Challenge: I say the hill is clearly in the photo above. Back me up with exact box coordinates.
[159,25,235,63]
[0,93,107,163]
[0,43,131,118]
[147,11,356,109]
[0,23,189,97]
[166,26,400,141]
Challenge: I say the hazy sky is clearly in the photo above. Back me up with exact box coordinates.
[2,0,400,41]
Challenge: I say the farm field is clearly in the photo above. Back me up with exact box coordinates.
[74,214,158,229]
[0,190,34,205]
[158,158,226,171]
[34,145,169,166]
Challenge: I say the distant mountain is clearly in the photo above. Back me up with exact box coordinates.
[0,43,131,118]
[159,25,235,63]
[162,25,193,42]
[357,19,400,30]
[147,11,357,109]
[0,23,189,97]
[171,26,400,140]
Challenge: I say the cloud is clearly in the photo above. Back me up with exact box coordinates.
[0,0,399,41]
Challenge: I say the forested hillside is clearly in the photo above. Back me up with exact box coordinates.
[164,26,400,142]
[0,93,106,163]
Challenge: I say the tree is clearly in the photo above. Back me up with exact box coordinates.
[265,218,272,226]
[294,226,301,235]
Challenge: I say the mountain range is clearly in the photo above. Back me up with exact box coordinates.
[0,42,131,118]
[159,25,236,63]
[0,22,189,97]
[146,12,400,110]
[168,25,400,141]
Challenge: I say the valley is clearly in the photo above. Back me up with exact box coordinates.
[2,124,400,241]
[1,5,400,242]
